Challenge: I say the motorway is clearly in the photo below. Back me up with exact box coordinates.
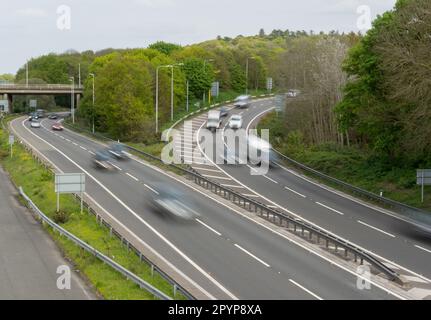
[9,115,400,300]
[182,97,431,295]
[0,166,95,299]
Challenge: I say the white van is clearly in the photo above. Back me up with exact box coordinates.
[207,110,222,132]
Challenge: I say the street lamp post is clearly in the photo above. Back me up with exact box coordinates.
[69,76,75,124]
[203,59,214,104]
[26,62,29,87]
[89,73,95,133]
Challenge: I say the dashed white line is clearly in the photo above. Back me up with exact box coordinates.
[263,175,278,184]
[196,219,222,236]
[288,279,323,300]
[80,146,87,151]
[88,151,95,155]
[108,162,122,171]
[284,186,306,198]
[315,202,345,216]
[72,142,78,146]
[234,244,271,268]
[357,220,396,238]
[126,172,139,182]
[144,184,159,195]
[415,245,431,254]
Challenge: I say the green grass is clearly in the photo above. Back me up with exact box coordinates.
[258,112,431,212]
[0,123,186,300]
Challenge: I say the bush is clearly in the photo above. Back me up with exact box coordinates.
[53,210,70,224]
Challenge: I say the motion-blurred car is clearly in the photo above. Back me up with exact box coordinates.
[150,185,200,221]
[234,95,251,109]
[30,121,41,128]
[219,107,229,118]
[48,113,58,120]
[228,114,243,130]
[52,123,64,131]
[93,150,115,170]
[107,143,130,160]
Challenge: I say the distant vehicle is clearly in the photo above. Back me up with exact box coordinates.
[150,185,200,221]
[228,114,243,130]
[107,143,130,160]
[219,107,229,118]
[207,110,222,132]
[36,109,46,118]
[48,113,58,120]
[30,121,41,128]
[52,123,64,131]
[287,89,301,97]
[93,150,115,170]
[234,95,252,109]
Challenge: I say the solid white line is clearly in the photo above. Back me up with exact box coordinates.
[126,173,139,182]
[289,279,323,300]
[202,174,231,181]
[242,194,259,198]
[108,162,122,171]
[194,167,222,173]
[284,186,306,198]
[263,175,278,184]
[234,244,271,268]
[15,117,237,300]
[221,184,245,189]
[196,219,222,236]
[357,220,396,238]
[315,202,345,216]
[415,245,431,254]
[144,184,159,195]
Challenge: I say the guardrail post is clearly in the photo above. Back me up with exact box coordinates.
[173,284,177,297]
[151,264,154,277]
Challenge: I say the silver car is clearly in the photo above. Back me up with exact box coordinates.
[228,115,243,130]
[30,121,41,128]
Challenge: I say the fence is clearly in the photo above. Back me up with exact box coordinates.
[19,187,172,300]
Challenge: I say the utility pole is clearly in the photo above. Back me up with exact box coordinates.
[69,76,75,124]
[26,62,29,87]
[78,63,81,88]
[89,73,95,133]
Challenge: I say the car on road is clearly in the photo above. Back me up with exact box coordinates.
[36,109,46,118]
[52,123,64,131]
[228,114,243,130]
[207,110,222,132]
[287,89,301,97]
[219,107,229,118]
[149,185,200,221]
[93,150,115,170]
[48,113,58,120]
[107,143,130,160]
[30,121,41,128]
[234,95,252,109]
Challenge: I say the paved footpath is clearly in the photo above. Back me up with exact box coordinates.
[0,166,96,300]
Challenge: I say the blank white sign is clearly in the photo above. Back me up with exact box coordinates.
[55,173,85,193]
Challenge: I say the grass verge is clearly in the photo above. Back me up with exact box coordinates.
[0,119,185,300]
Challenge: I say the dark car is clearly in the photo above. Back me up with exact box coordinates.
[149,185,200,221]
[219,107,229,118]
[93,150,115,170]
[48,113,58,120]
[107,143,130,160]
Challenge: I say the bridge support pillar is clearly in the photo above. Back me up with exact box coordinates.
[4,94,13,113]
[76,94,81,109]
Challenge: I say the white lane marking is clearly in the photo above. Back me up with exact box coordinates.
[194,113,410,299]
[415,245,431,254]
[284,186,306,198]
[88,151,96,155]
[357,221,396,238]
[288,279,323,300]
[202,174,231,181]
[234,244,271,268]
[263,175,278,184]
[315,202,345,216]
[221,184,245,189]
[196,219,222,236]
[126,173,139,182]
[242,194,259,198]
[15,118,236,300]
[144,184,159,195]
[108,162,122,171]
[59,136,65,139]
[194,167,222,173]
[73,142,78,146]
[80,146,87,151]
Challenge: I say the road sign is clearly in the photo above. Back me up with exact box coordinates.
[211,82,220,97]
[29,100,37,109]
[417,169,431,203]
[274,94,286,113]
[266,77,273,92]
[9,135,14,145]
[0,100,9,113]
[55,173,86,213]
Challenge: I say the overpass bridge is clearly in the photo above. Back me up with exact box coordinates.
[0,84,84,113]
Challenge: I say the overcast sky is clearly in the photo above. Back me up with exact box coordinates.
[1,0,396,74]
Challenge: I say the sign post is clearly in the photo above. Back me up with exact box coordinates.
[8,135,14,158]
[266,77,273,93]
[55,173,86,213]
[416,169,431,203]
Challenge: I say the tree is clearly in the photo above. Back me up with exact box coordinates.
[148,41,182,56]
[181,57,214,99]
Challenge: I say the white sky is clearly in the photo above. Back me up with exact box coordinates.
[1,0,397,74]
